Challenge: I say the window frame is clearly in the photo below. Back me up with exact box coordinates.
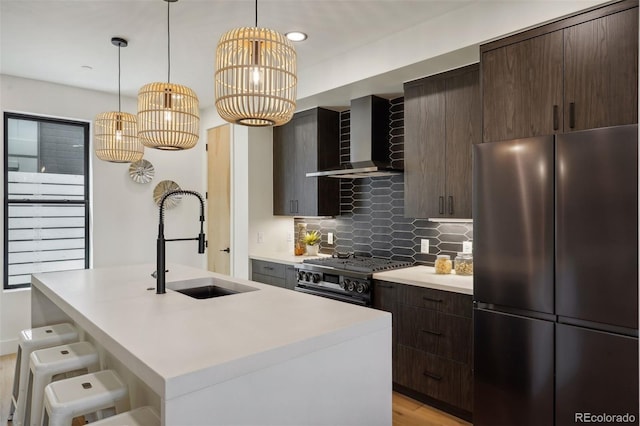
[3,112,90,289]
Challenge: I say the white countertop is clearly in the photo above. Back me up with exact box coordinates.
[249,251,329,265]
[373,265,473,295]
[32,264,390,400]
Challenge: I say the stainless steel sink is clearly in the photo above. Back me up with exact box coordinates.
[166,277,258,299]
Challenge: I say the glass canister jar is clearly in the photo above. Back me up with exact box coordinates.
[435,254,452,274]
[454,252,473,276]
[294,223,307,256]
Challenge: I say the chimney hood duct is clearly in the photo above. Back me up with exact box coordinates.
[306,95,403,178]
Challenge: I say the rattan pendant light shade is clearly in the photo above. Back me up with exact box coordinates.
[95,111,142,162]
[215,26,297,127]
[137,0,200,150]
[138,82,199,150]
[94,37,144,163]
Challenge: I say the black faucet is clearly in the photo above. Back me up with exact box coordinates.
[156,189,206,294]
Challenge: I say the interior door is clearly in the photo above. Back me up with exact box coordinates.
[207,125,231,275]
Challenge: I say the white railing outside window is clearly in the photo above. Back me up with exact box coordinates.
[4,113,89,289]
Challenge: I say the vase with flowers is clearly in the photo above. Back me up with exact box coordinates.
[303,230,321,256]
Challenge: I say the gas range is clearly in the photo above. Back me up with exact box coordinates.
[294,254,413,306]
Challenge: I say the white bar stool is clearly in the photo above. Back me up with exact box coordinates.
[90,406,160,425]
[9,323,78,425]
[42,369,128,426]
[24,341,100,426]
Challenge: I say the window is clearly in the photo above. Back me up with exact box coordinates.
[4,113,90,289]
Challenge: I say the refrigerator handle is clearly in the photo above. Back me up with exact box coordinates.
[553,105,559,130]
[438,196,444,214]
[569,102,576,129]
[448,196,454,215]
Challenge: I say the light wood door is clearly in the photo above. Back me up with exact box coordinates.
[207,125,231,275]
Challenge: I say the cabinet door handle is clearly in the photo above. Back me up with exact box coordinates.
[289,200,293,213]
[421,329,442,336]
[448,196,453,215]
[438,196,444,215]
[377,284,394,289]
[294,200,299,214]
[423,296,443,303]
[423,371,442,381]
[553,105,559,131]
[264,266,274,271]
[569,102,576,129]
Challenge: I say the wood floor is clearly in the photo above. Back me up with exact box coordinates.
[0,353,470,425]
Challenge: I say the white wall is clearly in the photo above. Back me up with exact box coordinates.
[0,75,207,354]
[247,127,294,256]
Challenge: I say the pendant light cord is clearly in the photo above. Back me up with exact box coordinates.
[167,0,171,83]
[255,0,258,27]
[117,43,122,113]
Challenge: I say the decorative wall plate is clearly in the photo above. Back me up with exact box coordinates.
[153,180,182,209]
[128,159,155,184]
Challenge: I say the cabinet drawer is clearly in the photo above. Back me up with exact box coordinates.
[252,272,286,288]
[397,304,471,364]
[395,344,472,412]
[400,285,472,318]
[251,260,286,279]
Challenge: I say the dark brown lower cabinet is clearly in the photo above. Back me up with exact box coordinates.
[397,304,472,364]
[395,344,473,412]
[372,280,473,421]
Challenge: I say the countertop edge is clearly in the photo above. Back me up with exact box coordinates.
[249,252,329,265]
[372,266,473,295]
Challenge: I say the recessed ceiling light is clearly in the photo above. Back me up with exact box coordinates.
[286,31,307,42]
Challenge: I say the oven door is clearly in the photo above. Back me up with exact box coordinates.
[294,284,369,306]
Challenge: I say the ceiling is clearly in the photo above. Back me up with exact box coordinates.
[0,0,475,111]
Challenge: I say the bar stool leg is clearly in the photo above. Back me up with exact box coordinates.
[10,323,78,425]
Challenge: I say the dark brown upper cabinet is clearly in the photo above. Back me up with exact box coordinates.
[481,0,638,143]
[273,108,340,216]
[404,64,481,219]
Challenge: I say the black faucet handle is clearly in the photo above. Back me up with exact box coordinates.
[151,269,169,278]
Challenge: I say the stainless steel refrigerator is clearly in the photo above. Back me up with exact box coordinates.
[473,125,639,426]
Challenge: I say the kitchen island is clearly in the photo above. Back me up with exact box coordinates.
[31,264,392,425]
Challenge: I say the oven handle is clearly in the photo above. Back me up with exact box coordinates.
[294,286,369,306]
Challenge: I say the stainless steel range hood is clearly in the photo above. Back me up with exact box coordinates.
[306,95,403,178]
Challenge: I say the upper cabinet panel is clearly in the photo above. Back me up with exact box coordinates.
[404,64,480,219]
[481,0,638,143]
[563,7,638,131]
[482,31,563,142]
[273,108,340,217]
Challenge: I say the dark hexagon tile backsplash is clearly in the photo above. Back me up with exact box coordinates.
[294,97,472,266]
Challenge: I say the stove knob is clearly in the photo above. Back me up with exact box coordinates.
[356,282,369,294]
[341,279,350,290]
[347,280,356,292]
[297,271,305,281]
[312,273,321,283]
[305,272,312,281]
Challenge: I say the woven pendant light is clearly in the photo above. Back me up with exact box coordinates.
[138,0,200,150]
[94,37,144,163]
[215,0,297,127]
